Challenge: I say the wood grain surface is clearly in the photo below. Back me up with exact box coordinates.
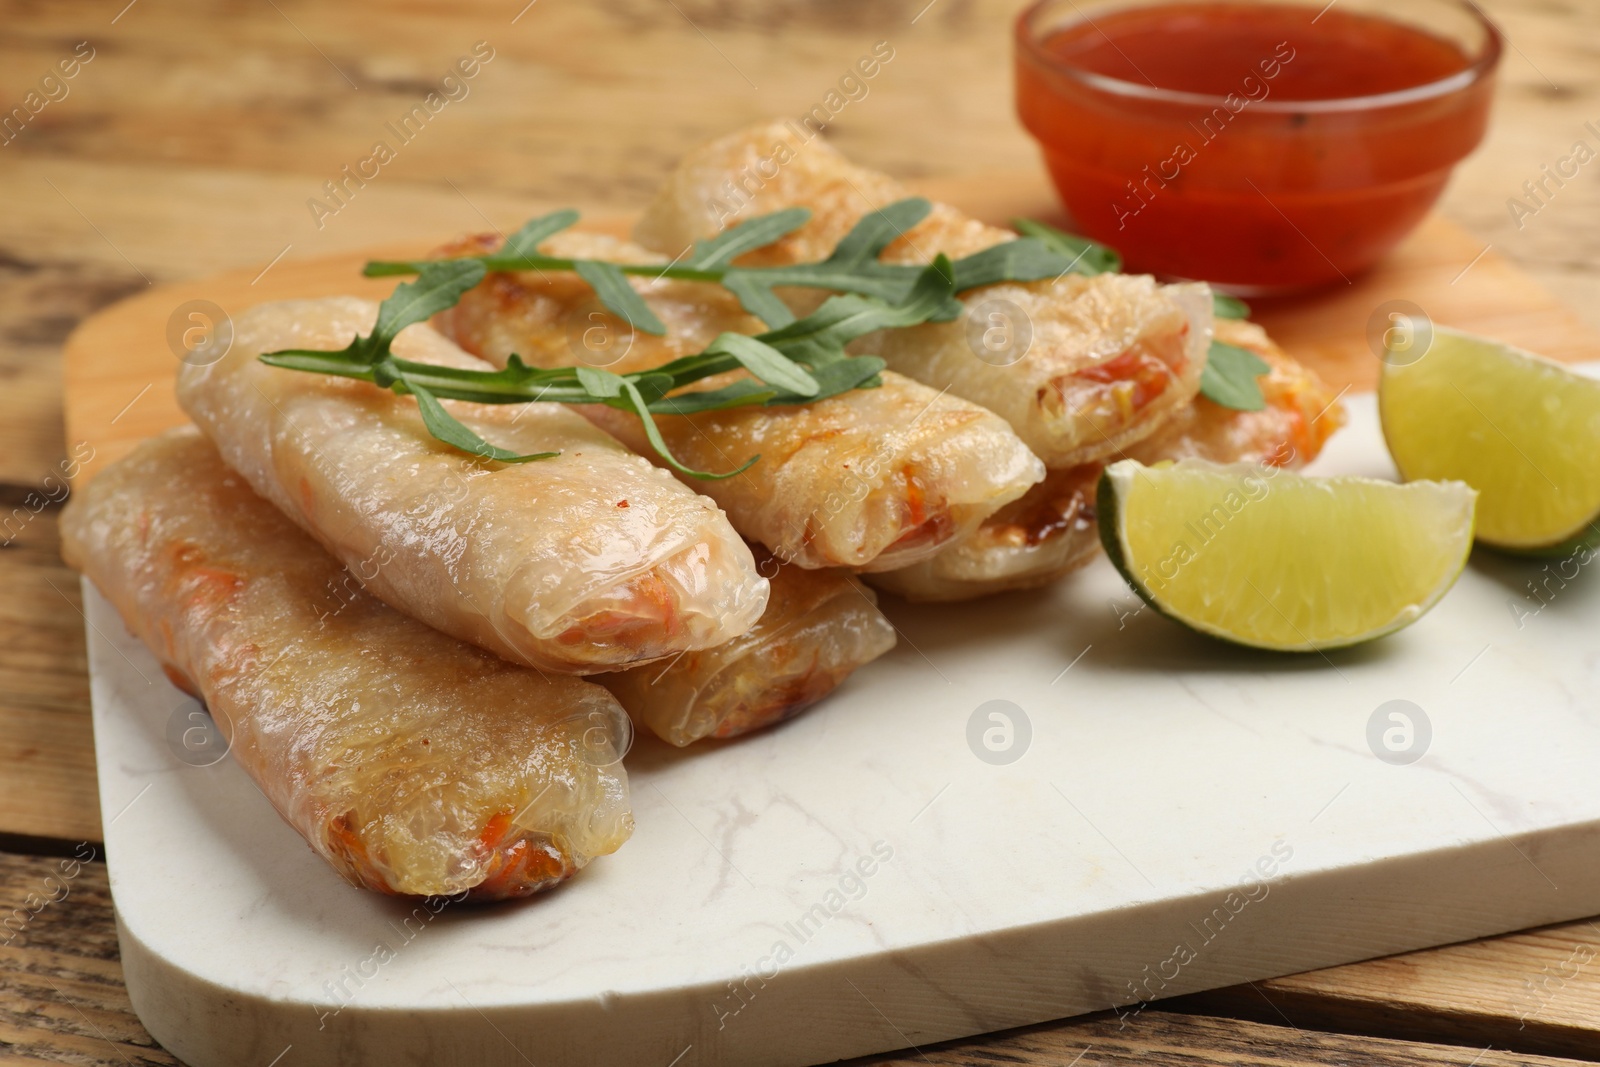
[5,0,1600,1064]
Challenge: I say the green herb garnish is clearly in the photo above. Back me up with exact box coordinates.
[364,198,1112,331]
[1011,218,1122,275]
[1203,295,1262,407]
[1212,293,1251,320]
[1200,341,1271,412]
[263,203,1268,478]
[261,256,958,478]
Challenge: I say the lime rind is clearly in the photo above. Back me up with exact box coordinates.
[1098,460,1477,652]
[1381,327,1600,557]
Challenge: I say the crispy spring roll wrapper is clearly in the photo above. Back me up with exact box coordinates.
[869,463,1103,602]
[433,231,1045,573]
[61,429,633,900]
[635,120,1212,468]
[872,319,1347,601]
[1123,318,1347,467]
[602,552,896,747]
[176,296,767,675]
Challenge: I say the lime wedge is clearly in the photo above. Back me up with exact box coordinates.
[1380,327,1600,556]
[1097,460,1476,651]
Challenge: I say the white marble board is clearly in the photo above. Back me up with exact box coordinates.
[88,393,1600,1067]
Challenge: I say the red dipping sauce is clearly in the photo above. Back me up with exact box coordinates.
[1016,0,1502,292]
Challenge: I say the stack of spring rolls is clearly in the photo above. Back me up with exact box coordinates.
[625,121,1346,600]
[62,121,1345,902]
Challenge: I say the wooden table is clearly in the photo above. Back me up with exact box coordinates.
[4,1,1600,1063]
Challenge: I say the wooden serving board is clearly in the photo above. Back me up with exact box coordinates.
[63,175,1600,1067]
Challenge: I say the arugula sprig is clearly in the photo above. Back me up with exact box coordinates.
[269,200,1271,475]
[363,198,1112,331]
[260,257,957,478]
[367,202,1270,410]
[1212,293,1251,320]
[1200,343,1271,412]
[1200,291,1269,410]
[1011,217,1123,275]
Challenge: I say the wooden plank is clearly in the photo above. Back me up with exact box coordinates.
[5,849,1597,1067]
[3,1,1598,327]
[0,851,176,1066]
[0,155,573,286]
[0,253,145,487]
[853,1009,1594,1066]
[0,516,98,846]
[1179,917,1600,1062]
[0,1,1034,201]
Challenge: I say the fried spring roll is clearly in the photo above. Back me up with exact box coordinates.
[62,429,633,899]
[433,232,1045,573]
[635,120,1212,468]
[176,297,767,675]
[869,463,1103,601]
[602,552,896,746]
[872,320,1347,601]
[1124,318,1347,467]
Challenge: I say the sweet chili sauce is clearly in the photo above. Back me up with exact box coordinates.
[1016,1,1499,291]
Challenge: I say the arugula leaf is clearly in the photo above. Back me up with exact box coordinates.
[950,238,1087,291]
[645,379,779,416]
[1011,218,1121,275]
[616,380,758,480]
[1200,341,1270,411]
[385,354,585,403]
[627,371,678,406]
[703,333,820,396]
[712,205,1093,325]
[406,379,559,463]
[369,260,487,356]
[787,355,886,400]
[721,270,798,328]
[265,260,486,369]
[573,260,666,336]
[826,198,933,266]
[365,201,1112,337]
[1213,293,1251,320]
[686,208,811,270]
[363,213,579,278]
[504,209,580,260]
[641,266,943,411]
[260,347,372,376]
[707,200,945,324]
[574,364,625,398]
[759,256,955,368]
[643,265,928,410]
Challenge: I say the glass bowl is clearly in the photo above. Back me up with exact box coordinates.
[1015,0,1502,294]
